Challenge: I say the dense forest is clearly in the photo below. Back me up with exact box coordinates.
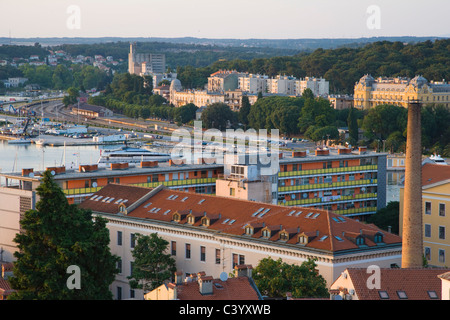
[176,39,450,93]
[1,39,449,95]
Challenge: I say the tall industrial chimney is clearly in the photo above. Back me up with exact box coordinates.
[401,99,423,268]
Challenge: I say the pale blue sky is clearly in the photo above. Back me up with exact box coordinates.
[1,0,449,39]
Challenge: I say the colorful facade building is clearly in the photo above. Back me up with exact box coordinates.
[354,75,450,109]
[277,147,386,220]
[399,163,450,267]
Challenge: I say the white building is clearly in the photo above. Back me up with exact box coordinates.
[296,77,329,97]
[238,74,268,94]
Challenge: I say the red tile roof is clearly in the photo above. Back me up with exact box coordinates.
[174,276,260,300]
[80,184,402,253]
[344,268,450,300]
[78,183,156,214]
[422,163,450,187]
[0,278,14,297]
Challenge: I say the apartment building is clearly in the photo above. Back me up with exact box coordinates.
[296,77,329,97]
[0,162,223,206]
[128,42,165,75]
[354,75,450,109]
[399,163,450,267]
[238,74,269,94]
[207,70,243,92]
[79,183,402,300]
[277,147,386,220]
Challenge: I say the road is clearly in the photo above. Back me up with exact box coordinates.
[6,100,317,151]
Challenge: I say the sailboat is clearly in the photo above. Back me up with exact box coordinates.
[34,105,46,146]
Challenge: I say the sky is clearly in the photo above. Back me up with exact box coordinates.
[1,0,449,39]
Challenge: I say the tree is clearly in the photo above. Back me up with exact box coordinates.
[201,102,236,131]
[347,105,359,146]
[8,170,118,300]
[238,95,251,128]
[253,257,328,299]
[366,201,400,235]
[128,233,176,293]
[175,103,198,125]
[62,86,80,106]
[301,88,314,100]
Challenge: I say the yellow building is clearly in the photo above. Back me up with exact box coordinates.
[354,75,450,109]
[400,163,450,267]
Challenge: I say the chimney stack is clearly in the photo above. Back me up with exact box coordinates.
[401,100,423,268]
[198,276,213,295]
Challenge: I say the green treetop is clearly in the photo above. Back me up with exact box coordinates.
[9,170,118,300]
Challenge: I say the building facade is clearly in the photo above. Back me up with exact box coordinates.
[128,43,166,76]
[400,163,450,267]
[354,75,450,109]
[79,183,402,300]
[277,147,386,220]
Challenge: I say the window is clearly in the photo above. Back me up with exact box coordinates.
[397,291,408,299]
[439,226,446,240]
[232,254,245,268]
[171,241,176,256]
[200,246,206,262]
[262,229,271,238]
[230,188,235,196]
[130,233,136,248]
[117,231,122,246]
[439,249,445,263]
[378,291,389,299]
[298,236,307,244]
[280,232,289,241]
[425,247,431,261]
[117,259,122,274]
[425,224,431,238]
[356,236,365,246]
[245,226,253,235]
[130,289,135,299]
[374,233,383,243]
[117,286,122,300]
[185,243,191,259]
[427,291,438,299]
[215,249,221,264]
[439,203,446,217]
[425,202,431,215]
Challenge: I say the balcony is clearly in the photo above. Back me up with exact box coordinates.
[277,179,378,194]
[278,165,377,178]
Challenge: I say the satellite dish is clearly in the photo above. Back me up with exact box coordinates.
[92,182,98,188]
[219,272,228,282]
[28,172,34,178]
[51,170,56,176]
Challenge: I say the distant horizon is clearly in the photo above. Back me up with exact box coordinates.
[1,35,448,41]
[1,1,449,40]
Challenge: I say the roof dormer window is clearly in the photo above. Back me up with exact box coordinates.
[374,233,383,243]
[279,231,289,241]
[261,228,271,239]
[245,226,254,236]
[187,215,195,225]
[298,235,307,244]
[201,217,210,227]
[172,212,181,223]
[356,236,365,246]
